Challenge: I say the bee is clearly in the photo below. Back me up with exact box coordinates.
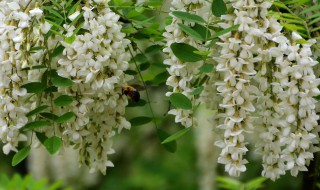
[122,85,140,102]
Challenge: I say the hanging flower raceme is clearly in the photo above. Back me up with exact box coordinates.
[273,33,320,178]
[162,0,320,180]
[163,0,211,128]
[256,31,320,180]
[212,0,320,179]
[0,0,131,175]
[56,0,131,174]
[213,0,265,177]
[0,0,35,155]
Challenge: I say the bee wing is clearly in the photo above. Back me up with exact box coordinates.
[130,84,145,91]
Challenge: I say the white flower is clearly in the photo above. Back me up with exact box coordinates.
[7,2,20,11]
[68,11,80,21]
[40,21,51,34]
[29,8,43,18]
[3,143,18,155]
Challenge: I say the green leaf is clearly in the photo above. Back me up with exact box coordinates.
[135,54,148,63]
[0,173,10,185]
[129,116,152,126]
[192,24,211,40]
[152,71,169,85]
[36,132,48,145]
[41,70,48,85]
[40,112,59,121]
[193,51,210,57]
[55,112,75,123]
[216,176,242,190]
[47,70,59,78]
[51,0,62,9]
[139,62,150,71]
[133,32,150,40]
[21,174,32,187]
[269,12,305,25]
[198,75,209,86]
[127,99,147,107]
[48,28,65,38]
[29,46,45,52]
[245,177,267,190]
[124,70,138,75]
[190,86,204,95]
[26,105,49,117]
[52,76,74,87]
[122,23,138,34]
[44,86,58,93]
[296,39,308,44]
[42,6,64,19]
[21,82,46,93]
[311,25,320,32]
[306,12,320,20]
[172,11,206,23]
[144,1,163,7]
[178,23,204,40]
[282,23,306,32]
[165,15,173,25]
[126,9,142,19]
[54,95,73,106]
[170,43,203,62]
[44,18,65,30]
[145,45,163,54]
[51,45,65,57]
[44,136,62,154]
[212,0,227,17]
[272,1,291,12]
[281,13,302,20]
[24,94,36,104]
[170,93,192,110]
[287,0,311,9]
[309,16,320,25]
[199,63,214,73]
[21,65,47,71]
[299,4,320,15]
[10,174,23,188]
[12,146,31,166]
[161,127,191,144]
[72,22,84,36]
[23,121,50,131]
[48,180,64,190]
[157,129,177,153]
[209,24,239,40]
[65,35,76,44]
[135,6,145,13]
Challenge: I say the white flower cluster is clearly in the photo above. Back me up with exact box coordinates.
[213,0,269,177]
[164,0,320,179]
[56,0,131,174]
[0,0,131,175]
[266,33,320,179]
[163,0,211,128]
[0,1,42,155]
[214,0,320,179]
